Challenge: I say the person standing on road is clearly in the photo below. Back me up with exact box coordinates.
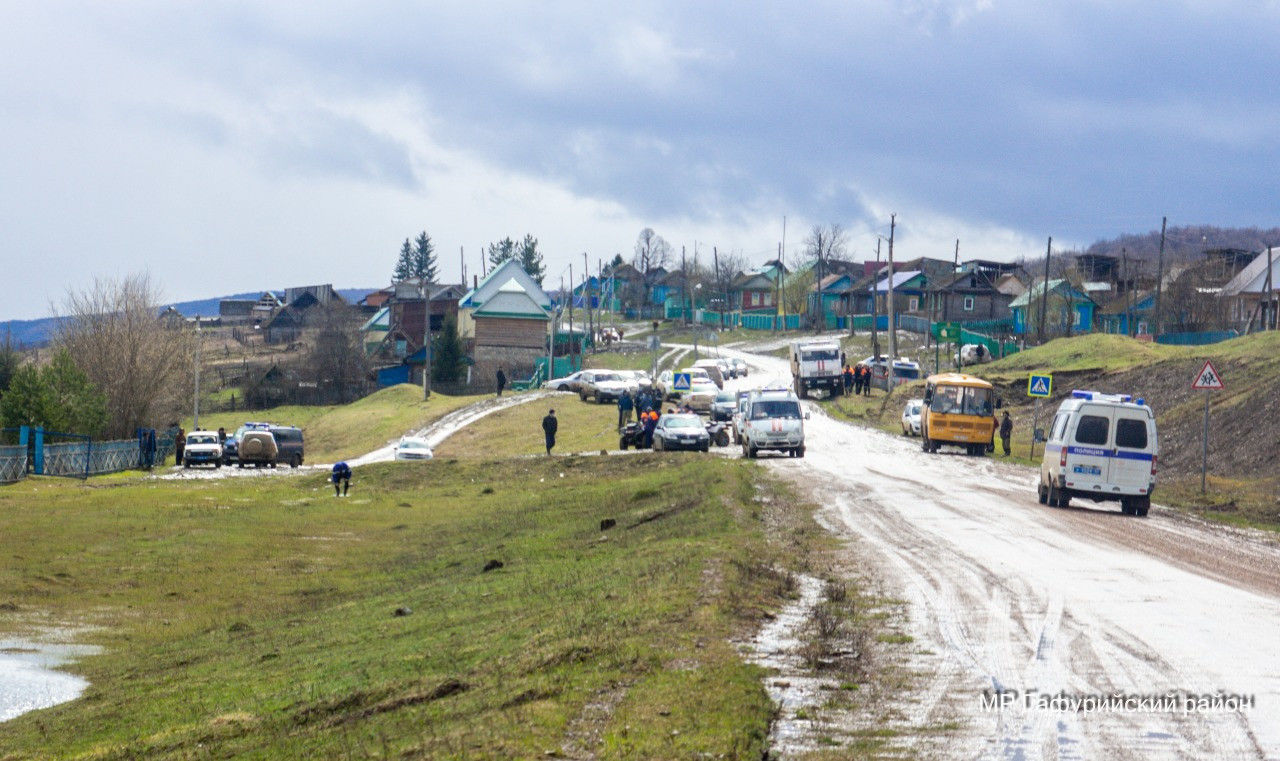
[843,365,854,396]
[495,367,507,397]
[331,461,352,497]
[542,409,558,455]
[174,425,185,466]
[642,409,658,448]
[618,389,634,429]
[1000,412,1013,456]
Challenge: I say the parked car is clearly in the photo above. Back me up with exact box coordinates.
[715,358,734,380]
[394,436,434,460]
[579,371,630,404]
[269,425,304,467]
[731,391,751,444]
[730,358,748,378]
[237,430,279,468]
[546,370,586,392]
[692,359,725,389]
[679,380,718,412]
[652,413,711,452]
[901,398,924,436]
[222,421,271,465]
[710,391,737,422]
[739,388,808,458]
[182,431,223,468]
[655,370,675,399]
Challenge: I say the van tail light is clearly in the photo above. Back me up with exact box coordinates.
[1060,448,1068,468]
[1151,454,1157,476]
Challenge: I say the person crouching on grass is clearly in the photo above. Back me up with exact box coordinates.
[331,461,352,496]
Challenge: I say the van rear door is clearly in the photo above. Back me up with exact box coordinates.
[1110,410,1155,494]
[1065,404,1112,494]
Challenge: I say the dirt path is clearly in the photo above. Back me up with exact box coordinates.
[732,347,1280,759]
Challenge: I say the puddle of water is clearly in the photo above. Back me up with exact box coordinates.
[0,633,99,723]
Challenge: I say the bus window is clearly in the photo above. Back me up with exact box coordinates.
[962,387,993,416]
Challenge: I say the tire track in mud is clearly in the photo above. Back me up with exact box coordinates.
[728,341,1277,759]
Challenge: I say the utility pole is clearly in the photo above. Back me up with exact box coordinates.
[584,252,592,346]
[953,238,960,269]
[887,214,897,363]
[714,246,725,330]
[871,238,881,359]
[1038,237,1052,345]
[568,262,574,368]
[682,246,689,325]
[1266,246,1275,330]
[774,242,783,332]
[460,246,465,287]
[1154,216,1167,336]
[421,281,431,400]
[1122,248,1132,336]
[193,320,202,430]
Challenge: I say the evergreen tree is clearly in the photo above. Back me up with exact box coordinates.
[517,234,545,285]
[431,313,465,383]
[486,237,517,270]
[413,231,438,282]
[393,238,415,281]
[0,349,107,434]
[0,332,18,397]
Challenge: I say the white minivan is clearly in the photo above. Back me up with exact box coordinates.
[740,388,808,458]
[1038,390,1158,516]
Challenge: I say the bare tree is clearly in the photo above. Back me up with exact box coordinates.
[632,228,672,274]
[305,304,370,404]
[802,223,850,266]
[56,273,194,437]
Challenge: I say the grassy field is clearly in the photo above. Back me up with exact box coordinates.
[435,392,631,457]
[185,385,487,462]
[0,455,824,759]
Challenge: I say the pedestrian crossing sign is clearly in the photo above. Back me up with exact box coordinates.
[673,372,692,391]
[1027,373,1053,398]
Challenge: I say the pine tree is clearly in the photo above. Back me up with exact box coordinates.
[413,231,438,282]
[431,313,465,383]
[487,237,517,270]
[517,234,545,285]
[393,238,415,281]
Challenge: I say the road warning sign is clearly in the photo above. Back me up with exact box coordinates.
[1191,360,1224,390]
[672,372,692,391]
[1027,373,1053,398]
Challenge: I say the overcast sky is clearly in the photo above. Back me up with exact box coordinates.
[4,1,1280,320]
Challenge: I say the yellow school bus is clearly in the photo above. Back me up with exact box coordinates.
[920,373,996,456]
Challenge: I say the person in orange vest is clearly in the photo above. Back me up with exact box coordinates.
[843,365,855,396]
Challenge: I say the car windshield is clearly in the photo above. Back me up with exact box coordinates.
[400,439,428,450]
[929,385,993,416]
[594,373,621,382]
[907,403,922,414]
[894,365,921,380]
[691,382,717,392]
[665,416,701,428]
[802,349,840,361]
[715,393,735,403]
[752,401,802,419]
[188,435,217,445]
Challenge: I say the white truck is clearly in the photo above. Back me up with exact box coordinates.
[789,339,844,398]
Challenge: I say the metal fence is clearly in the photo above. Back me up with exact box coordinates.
[0,444,26,484]
[0,426,173,483]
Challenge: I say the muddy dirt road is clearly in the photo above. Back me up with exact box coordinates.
[717,343,1280,760]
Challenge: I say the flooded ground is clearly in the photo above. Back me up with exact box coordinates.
[0,632,99,723]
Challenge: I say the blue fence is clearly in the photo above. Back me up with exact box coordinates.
[0,426,171,483]
[1155,330,1240,346]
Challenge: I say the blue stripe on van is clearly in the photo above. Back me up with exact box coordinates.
[1058,445,1154,461]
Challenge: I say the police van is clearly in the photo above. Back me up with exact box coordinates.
[1038,390,1158,516]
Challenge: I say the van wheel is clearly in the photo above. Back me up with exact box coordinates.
[795,446,805,459]
[1038,482,1048,504]
[1057,490,1070,508]
[1133,497,1150,517]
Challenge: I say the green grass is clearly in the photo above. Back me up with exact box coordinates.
[185,385,487,462]
[0,455,808,759]
[437,393,642,457]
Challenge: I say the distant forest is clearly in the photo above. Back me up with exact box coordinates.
[1073,225,1280,264]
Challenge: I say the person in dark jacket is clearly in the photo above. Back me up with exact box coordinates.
[999,412,1013,456]
[861,366,872,395]
[641,409,658,448]
[174,426,186,466]
[843,365,854,395]
[332,461,352,496]
[495,368,507,397]
[542,409,558,454]
[617,389,634,429]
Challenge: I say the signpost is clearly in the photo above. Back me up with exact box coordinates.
[933,322,960,374]
[1191,359,1224,493]
[1026,372,1053,459]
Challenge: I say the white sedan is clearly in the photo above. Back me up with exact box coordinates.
[901,399,923,436]
[545,371,585,392]
[394,436,434,460]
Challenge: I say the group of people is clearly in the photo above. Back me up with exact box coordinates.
[614,387,665,428]
[841,364,875,396]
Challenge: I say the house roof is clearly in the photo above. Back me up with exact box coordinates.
[1008,279,1096,308]
[1221,249,1280,296]
[813,273,850,292]
[932,269,998,293]
[732,271,774,290]
[460,259,551,310]
[361,306,390,332]
[1099,290,1156,316]
[873,270,923,292]
[473,281,551,321]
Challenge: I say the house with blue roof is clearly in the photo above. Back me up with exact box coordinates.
[1009,279,1097,335]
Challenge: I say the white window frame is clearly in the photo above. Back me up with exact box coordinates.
[963,296,975,311]
[908,297,919,312]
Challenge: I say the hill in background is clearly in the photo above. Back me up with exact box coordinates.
[1,288,377,348]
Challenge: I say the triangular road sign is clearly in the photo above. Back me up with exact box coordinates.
[1191,360,1224,390]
